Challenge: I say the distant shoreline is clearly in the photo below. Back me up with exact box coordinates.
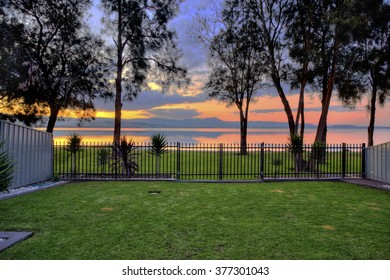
[35,117,390,130]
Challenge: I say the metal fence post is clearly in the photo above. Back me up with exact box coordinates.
[114,142,118,180]
[342,143,346,178]
[176,142,181,180]
[219,143,223,180]
[361,143,366,178]
[260,142,264,180]
[52,139,55,179]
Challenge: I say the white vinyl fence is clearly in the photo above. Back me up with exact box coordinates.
[0,120,53,188]
[365,141,390,184]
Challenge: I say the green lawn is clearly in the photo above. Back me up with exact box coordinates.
[1,181,388,260]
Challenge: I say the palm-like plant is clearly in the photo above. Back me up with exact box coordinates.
[96,147,111,173]
[287,134,305,172]
[113,137,139,177]
[149,133,168,175]
[0,140,14,192]
[66,133,83,174]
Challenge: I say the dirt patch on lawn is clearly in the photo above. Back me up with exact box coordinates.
[270,189,285,193]
[322,225,335,230]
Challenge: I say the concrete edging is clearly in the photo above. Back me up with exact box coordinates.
[0,232,33,253]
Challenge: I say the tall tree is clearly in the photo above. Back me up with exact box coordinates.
[3,0,109,132]
[285,0,318,138]
[246,0,296,137]
[195,0,266,155]
[308,0,376,144]
[0,1,36,124]
[310,0,345,144]
[101,0,187,144]
[337,0,390,146]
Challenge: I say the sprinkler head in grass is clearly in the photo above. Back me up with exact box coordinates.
[148,190,162,195]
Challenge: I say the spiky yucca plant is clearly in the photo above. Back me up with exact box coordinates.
[287,134,304,154]
[149,133,168,175]
[113,137,139,177]
[0,141,14,192]
[96,147,111,173]
[287,134,305,172]
[66,133,83,174]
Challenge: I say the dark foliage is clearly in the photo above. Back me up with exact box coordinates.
[149,133,169,157]
[101,0,188,143]
[196,0,266,155]
[112,137,139,177]
[1,0,111,132]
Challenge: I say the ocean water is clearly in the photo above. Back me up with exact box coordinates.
[51,127,390,145]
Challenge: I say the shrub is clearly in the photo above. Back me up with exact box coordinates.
[287,134,305,172]
[66,133,83,154]
[149,133,168,175]
[97,147,111,173]
[287,134,304,155]
[0,141,15,192]
[112,137,139,177]
[149,133,169,157]
[66,133,83,174]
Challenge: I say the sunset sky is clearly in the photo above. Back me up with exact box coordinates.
[83,0,389,128]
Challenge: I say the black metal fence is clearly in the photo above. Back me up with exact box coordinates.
[54,142,365,181]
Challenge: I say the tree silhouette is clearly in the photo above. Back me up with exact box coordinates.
[336,0,390,146]
[245,0,296,137]
[0,3,37,124]
[285,0,318,139]
[101,0,187,144]
[195,0,266,155]
[2,0,110,132]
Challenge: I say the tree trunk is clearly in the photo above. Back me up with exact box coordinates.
[314,37,340,144]
[256,2,296,137]
[113,1,123,145]
[368,86,377,147]
[46,105,60,133]
[114,75,122,144]
[315,80,332,144]
[295,75,306,138]
[310,36,338,167]
[314,10,344,144]
[300,99,305,138]
[239,110,248,155]
[273,77,296,137]
[294,152,304,173]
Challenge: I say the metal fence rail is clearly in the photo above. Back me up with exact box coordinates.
[0,120,53,188]
[54,142,364,181]
[366,141,390,184]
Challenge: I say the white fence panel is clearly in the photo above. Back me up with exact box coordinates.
[0,120,53,188]
[365,141,390,184]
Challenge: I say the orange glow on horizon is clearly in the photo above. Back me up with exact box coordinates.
[54,134,150,144]
[1,88,388,128]
[95,110,152,119]
[52,127,382,144]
